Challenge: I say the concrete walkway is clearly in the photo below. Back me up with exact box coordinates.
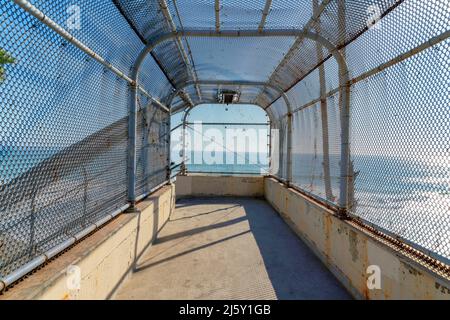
[114,198,351,300]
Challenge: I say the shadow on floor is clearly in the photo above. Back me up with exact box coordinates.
[242,199,350,300]
[121,197,351,300]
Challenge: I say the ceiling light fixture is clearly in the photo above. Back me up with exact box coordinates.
[218,90,240,105]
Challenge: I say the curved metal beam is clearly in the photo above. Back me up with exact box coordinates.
[215,0,221,32]
[161,82,282,138]
[128,29,350,213]
[158,0,202,100]
[179,107,191,175]
[260,0,332,105]
[131,30,349,80]
[258,0,273,32]
[168,80,292,116]
[173,102,277,126]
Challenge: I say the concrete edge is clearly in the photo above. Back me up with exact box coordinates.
[175,175,265,199]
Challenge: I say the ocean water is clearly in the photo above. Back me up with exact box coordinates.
[0,146,60,184]
[291,153,449,261]
[185,151,270,174]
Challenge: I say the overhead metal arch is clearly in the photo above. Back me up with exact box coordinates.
[173,102,278,127]
[128,29,351,214]
[166,80,292,120]
[158,0,202,100]
[131,29,349,81]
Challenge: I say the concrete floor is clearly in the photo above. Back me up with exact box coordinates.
[114,197,351,300]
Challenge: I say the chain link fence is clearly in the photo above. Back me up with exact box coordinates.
[0,1,170,280]
[278,0,450,263]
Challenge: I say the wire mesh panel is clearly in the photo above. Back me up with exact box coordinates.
[273,118,288,181]
[345,0,450,80]
[348,38,450,262]
[170,125,184,176]
[30,0,142,72]
[185,36,297,83]
[0,1,170,279]
[291,94,340,203]
[274,0,449,263]
[135,96,170,197]
[185,123,270,175]
[286,69,321,110]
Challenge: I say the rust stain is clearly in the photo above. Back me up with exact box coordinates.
[349,218,450,279]
[362,241,370,299]
[285,195,289,215]
[269,178,450,299]
[348,229,359,263]
[362,279,369,300]
[383,278,392,300]
[324,214,332,262]
[435,282,450,295]
[401,261,422,277]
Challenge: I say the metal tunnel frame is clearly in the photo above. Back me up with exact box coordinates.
[167,80,290,178]
[168,80,293,179]
[176,103,273,177]
[129,29,351,215]
[4,0,449,293]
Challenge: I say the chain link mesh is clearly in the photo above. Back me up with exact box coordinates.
[135,96,170,197]
[277,0,450,263]
[349,38,450,261]
[291,92,341,203]
[0,1,170,278]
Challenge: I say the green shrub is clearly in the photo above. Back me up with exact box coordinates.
[0,48,16,82]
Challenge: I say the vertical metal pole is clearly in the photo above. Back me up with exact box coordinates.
[167,110,172,180]
[286,112,293,186]
[337,1,351,215]
[29,189,38,257]
[313,0,333,202]
[339,87,351,214]
[82,166,88,225]
[277,92,293,187]
[280,120,285,179]
[268,119,272,172]
[128,83,138,206]
[181,108,191,175]
[339,84,351,213]
[143,103,150,195]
